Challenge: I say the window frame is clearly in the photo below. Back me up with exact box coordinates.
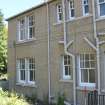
[98,0,105,17]
[63,55,72,80]
[27,58,36,84]
[17,58,26,84]
[17,58,36,85]
[82,0,89,16]
[18,18,26,41]
[27,15,35,39]
[79,54,96,87]
[57,3,63,23]
[68,0,75,20]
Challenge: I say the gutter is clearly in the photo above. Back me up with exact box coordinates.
[92,0,101,94]
[62,0,76,105]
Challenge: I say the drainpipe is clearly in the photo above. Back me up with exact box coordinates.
[92,0,101,94]
[62,0,76,105]
[46,1,51,103]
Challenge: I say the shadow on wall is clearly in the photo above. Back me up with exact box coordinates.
[0,80,9,90]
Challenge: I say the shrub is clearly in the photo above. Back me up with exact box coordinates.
[0,88,28,105]
[57,93,65,105]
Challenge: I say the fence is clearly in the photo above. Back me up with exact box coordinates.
[88,91,105,105]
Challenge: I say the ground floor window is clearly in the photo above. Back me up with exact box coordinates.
[17,57,35,85]
[79,54,96,87]
[63,55,72,80]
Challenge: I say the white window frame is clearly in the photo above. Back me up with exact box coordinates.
[27,58,36,85]
[82,0,89,16]
[79,54,96,87]
[57,3,63,23]
[98,0,105,17]
[18,18,25,41]
[69,0,75,20]
[63,55,72,80]
[17,58,35,85]
[28,15,35,39]
[17,58,26,84]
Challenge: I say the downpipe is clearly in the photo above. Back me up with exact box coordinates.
[62,0,76,104]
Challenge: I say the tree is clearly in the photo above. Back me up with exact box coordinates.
[0,10,7,73]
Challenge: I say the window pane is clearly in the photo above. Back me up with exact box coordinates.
[90,61,95,68]
[85,54,89,60]
[80,54,96,84]
[19,19,25,41]
[89,69,95,83]
[90,54,95,60]
[80,54,84,61]
[68,56,71,64]
[85,61,90,68]
[30,70,35,81]
[20,70,25,81]
[100,3,105,16]
[20,59,25,69]
[59,13,63,21]
[71,9,75,17]
[29,16,34,26]
[81,69,88,82]
[29,28,33,38]
[99,0,104,3]
[83,0,88,4]
[70,0,74,8]
[85,5,89,14]
[68,66,71,75]
[28,58,35,82]
[28,16,34,39]
[64,56,67,65]
[80,61,84,68]
[65,66,69,75]
[57,4,63,21]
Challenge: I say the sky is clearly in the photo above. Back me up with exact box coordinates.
[0,0,43,22]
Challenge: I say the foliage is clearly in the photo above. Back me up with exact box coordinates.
[0,88,29,105]
[0,10,7,73]
[26,93,37,104]
[57,93,65,105]
[0,73,8,80]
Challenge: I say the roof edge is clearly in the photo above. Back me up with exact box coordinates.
[6,0,53,21]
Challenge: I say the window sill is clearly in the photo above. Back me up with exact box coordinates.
[66,14,92,23]
[53,14,92,26]
[16,38,36,45]
[16,83,37,88]
[101,89,105,93]
[96,16,105,22]
[53,21,63,26]
[59,79,73,83]
[76,86,96,91]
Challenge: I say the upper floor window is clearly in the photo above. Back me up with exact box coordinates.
[79,54,96,87]
[17,57,35,85]
[69,0,75,19]
[82,0,89,16]
[63,55,72,80]
[57,3,63,22]
[28,15,35,39]
[19,18,25,41]
[18,15,35,42]
[98,0,105,17]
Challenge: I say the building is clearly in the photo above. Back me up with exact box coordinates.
[6,0,105,105]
